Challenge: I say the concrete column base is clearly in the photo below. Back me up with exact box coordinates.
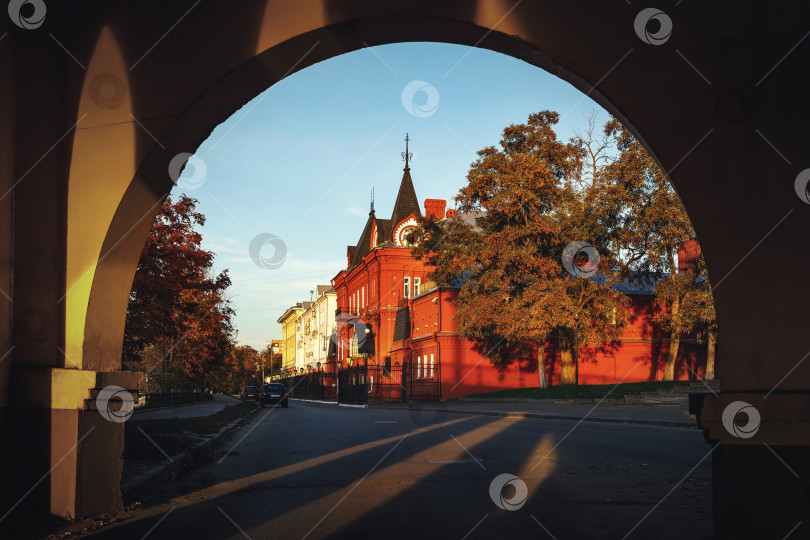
[1,367,143,520]
[712,444,810,539]
[692,392,810,539]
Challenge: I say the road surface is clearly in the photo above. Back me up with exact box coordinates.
[85,401,712,539]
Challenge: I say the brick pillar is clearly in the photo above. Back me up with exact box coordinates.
[692,392,810,539]
[2,368,143,520]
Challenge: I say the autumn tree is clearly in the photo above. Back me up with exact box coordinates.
[413,111,717,385]
[206,345,262,393]
[258,344,283,378]
[412,111,628,386]
[659,251,718,380]
[123,195,234,391]
[601,121,717,381]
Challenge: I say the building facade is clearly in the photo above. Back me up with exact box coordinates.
[293,301,313,374]
[329,149,709,399]
[313,285,337,370]
[277,303,303,376]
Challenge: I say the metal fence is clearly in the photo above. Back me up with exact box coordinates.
[338,365,368,405]
[281,362,441,405]
[281,372,337,401]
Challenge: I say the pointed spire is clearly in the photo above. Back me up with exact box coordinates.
[392,135,421,229]
[401,133,413,170]
[370,187,375,214]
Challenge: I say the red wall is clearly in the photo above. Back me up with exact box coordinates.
[333,250,709,399]
[332,247,433,366]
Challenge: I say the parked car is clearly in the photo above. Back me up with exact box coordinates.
[259,383,289,408]
[240,386,259,401]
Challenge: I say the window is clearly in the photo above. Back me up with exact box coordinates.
[417,355,421,379]
[404,277,410,299]
[414,277,421,297]
[430,354,435,379]
[350,332,359,356]
[362,286,365,308]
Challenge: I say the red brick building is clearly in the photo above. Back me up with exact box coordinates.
[330,153,708,400]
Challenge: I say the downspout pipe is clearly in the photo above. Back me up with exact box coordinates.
[432,288,442,400]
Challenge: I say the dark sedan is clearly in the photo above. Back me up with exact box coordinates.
[240,386,259,401]
[259,383,289,408]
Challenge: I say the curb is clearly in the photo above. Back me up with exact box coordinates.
[121,404,261,503]
[289,398,366,408]
[367,404,696,429]
[459,397,626,405]
[290,398,338,406]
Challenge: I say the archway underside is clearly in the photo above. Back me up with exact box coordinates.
[2,1,809,534]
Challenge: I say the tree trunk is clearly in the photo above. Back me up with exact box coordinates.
[560,347,576,385]
[662,295,681,381]
[663,331,681,381]
[537,341,547,388]
[705,333,716,380]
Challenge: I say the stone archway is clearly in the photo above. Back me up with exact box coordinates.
[2,1,809,536]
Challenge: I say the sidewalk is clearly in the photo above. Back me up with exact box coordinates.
[122,397,259,502]
[129,393,241,422]
[369,399,698,428]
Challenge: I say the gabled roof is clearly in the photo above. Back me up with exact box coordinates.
[453,210,486,231]
[277,302,303,324]
[391,167,422,228]
[349,210,377,267]
[316,284,335,297]
[376,218,392,245]
[345,163,422,269]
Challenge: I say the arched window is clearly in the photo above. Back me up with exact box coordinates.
[429,354,435,379]
[350,331,359,357]
[417,355,421,379]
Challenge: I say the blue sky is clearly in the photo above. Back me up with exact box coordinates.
[174,42,610,349]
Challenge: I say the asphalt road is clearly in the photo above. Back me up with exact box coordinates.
[84,401,712,540]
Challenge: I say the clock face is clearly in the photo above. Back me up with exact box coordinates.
[400,225,416,246]
[394,216,419,246]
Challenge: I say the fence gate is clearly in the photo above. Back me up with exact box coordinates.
[366,363,407,403]
[338,364,368,405]
[334,361,441,404]
[280,372,331,401]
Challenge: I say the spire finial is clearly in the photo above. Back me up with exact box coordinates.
[370,187,374,213]
[401,133,412,169]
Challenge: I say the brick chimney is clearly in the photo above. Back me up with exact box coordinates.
[677,239,701,272]
[424,199,446,220]
[446,209,457,219]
